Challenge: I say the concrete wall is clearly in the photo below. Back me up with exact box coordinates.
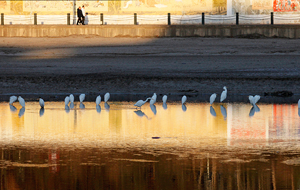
[1,25,300,38]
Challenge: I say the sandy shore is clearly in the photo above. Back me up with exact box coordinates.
[1,36,300,102]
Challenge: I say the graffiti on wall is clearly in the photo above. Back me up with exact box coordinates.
[252,0,273,10]
[121,0,226,15]
[0,0,225,15]
[23,0,108,13]
[233,0,273,15]
[0,0,10,13]
[273,0,300,12]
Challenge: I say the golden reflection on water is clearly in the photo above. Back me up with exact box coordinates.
[0,102,300,146]
[1,102,300,189]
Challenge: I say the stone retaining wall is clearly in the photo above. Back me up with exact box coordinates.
[1,25,300,38]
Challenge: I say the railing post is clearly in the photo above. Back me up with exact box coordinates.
[34,13,37,25]
[271,12,274,25]
[100,13,103,25]
[236,12,239,25]
[168,13,171,25]
[202,12,205,25]
[1,13,4,25]
[67,13,70,25]
[134,13,137,25]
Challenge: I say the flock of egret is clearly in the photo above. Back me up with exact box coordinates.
[8,86,264,118]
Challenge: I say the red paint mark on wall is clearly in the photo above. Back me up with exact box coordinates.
[273,0,300,12]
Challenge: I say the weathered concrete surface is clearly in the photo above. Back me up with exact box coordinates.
[1,25,300,38]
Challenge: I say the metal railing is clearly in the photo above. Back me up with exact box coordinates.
[1,12,300,25]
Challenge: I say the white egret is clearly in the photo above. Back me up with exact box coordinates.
[104,92,110,103]
[9,96,17,105]
[249,95,260,105]
[79,94,85,103]
[134,97,151,108]
[69,94,74,103]
[210,93,217,105]
[162,95,167,104]
[96,95,101,105]
[298,99,300,108]
[39,98,45,108]
[253,95,260,105]
[249,95,254,105]
[64,96,70,106]
[220,86,227,102]
[182,95,187,104]
[18,96,25,107]
[150,93,157,105]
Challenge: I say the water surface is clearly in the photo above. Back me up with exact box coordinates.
[1,102,300,189]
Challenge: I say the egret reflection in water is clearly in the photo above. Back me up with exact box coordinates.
[134,110,149,119]
[254,104,260,112]
[70,102,74,109]
[18,107,25,117]
[150,104,157,115]
[210,106,216,117]
[220,105,227,119]
[249,106,255,117]
[39,108,45,117]
[9,105,17,112]
[105,103,110,112]
[182,104,187,112]
[65,105,70,113]
[80,103,85,109]
[163,103,167,110]
[96,105,101,113]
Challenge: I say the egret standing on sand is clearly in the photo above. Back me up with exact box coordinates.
[182,95,187,104]
[150,93,157,105]
[134,97,151,108]
[18,96,25,107]
[220,86,227,102]
[79,94,85,103]
[96,95,101,105]
[9,96,17,105]
[210,93,216,105]
[39,98,45,108]
[104,92,110,103]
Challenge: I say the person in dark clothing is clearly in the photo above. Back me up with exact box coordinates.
[77,6,83,25]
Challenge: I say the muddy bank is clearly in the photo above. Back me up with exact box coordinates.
[0,37,300,103]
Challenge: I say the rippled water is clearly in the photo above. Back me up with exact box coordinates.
[1,101,300,189]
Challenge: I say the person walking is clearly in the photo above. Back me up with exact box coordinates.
[81,5,86,25]
[77,6,83,25]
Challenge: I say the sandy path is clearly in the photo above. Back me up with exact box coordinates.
[0,37,300,102]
